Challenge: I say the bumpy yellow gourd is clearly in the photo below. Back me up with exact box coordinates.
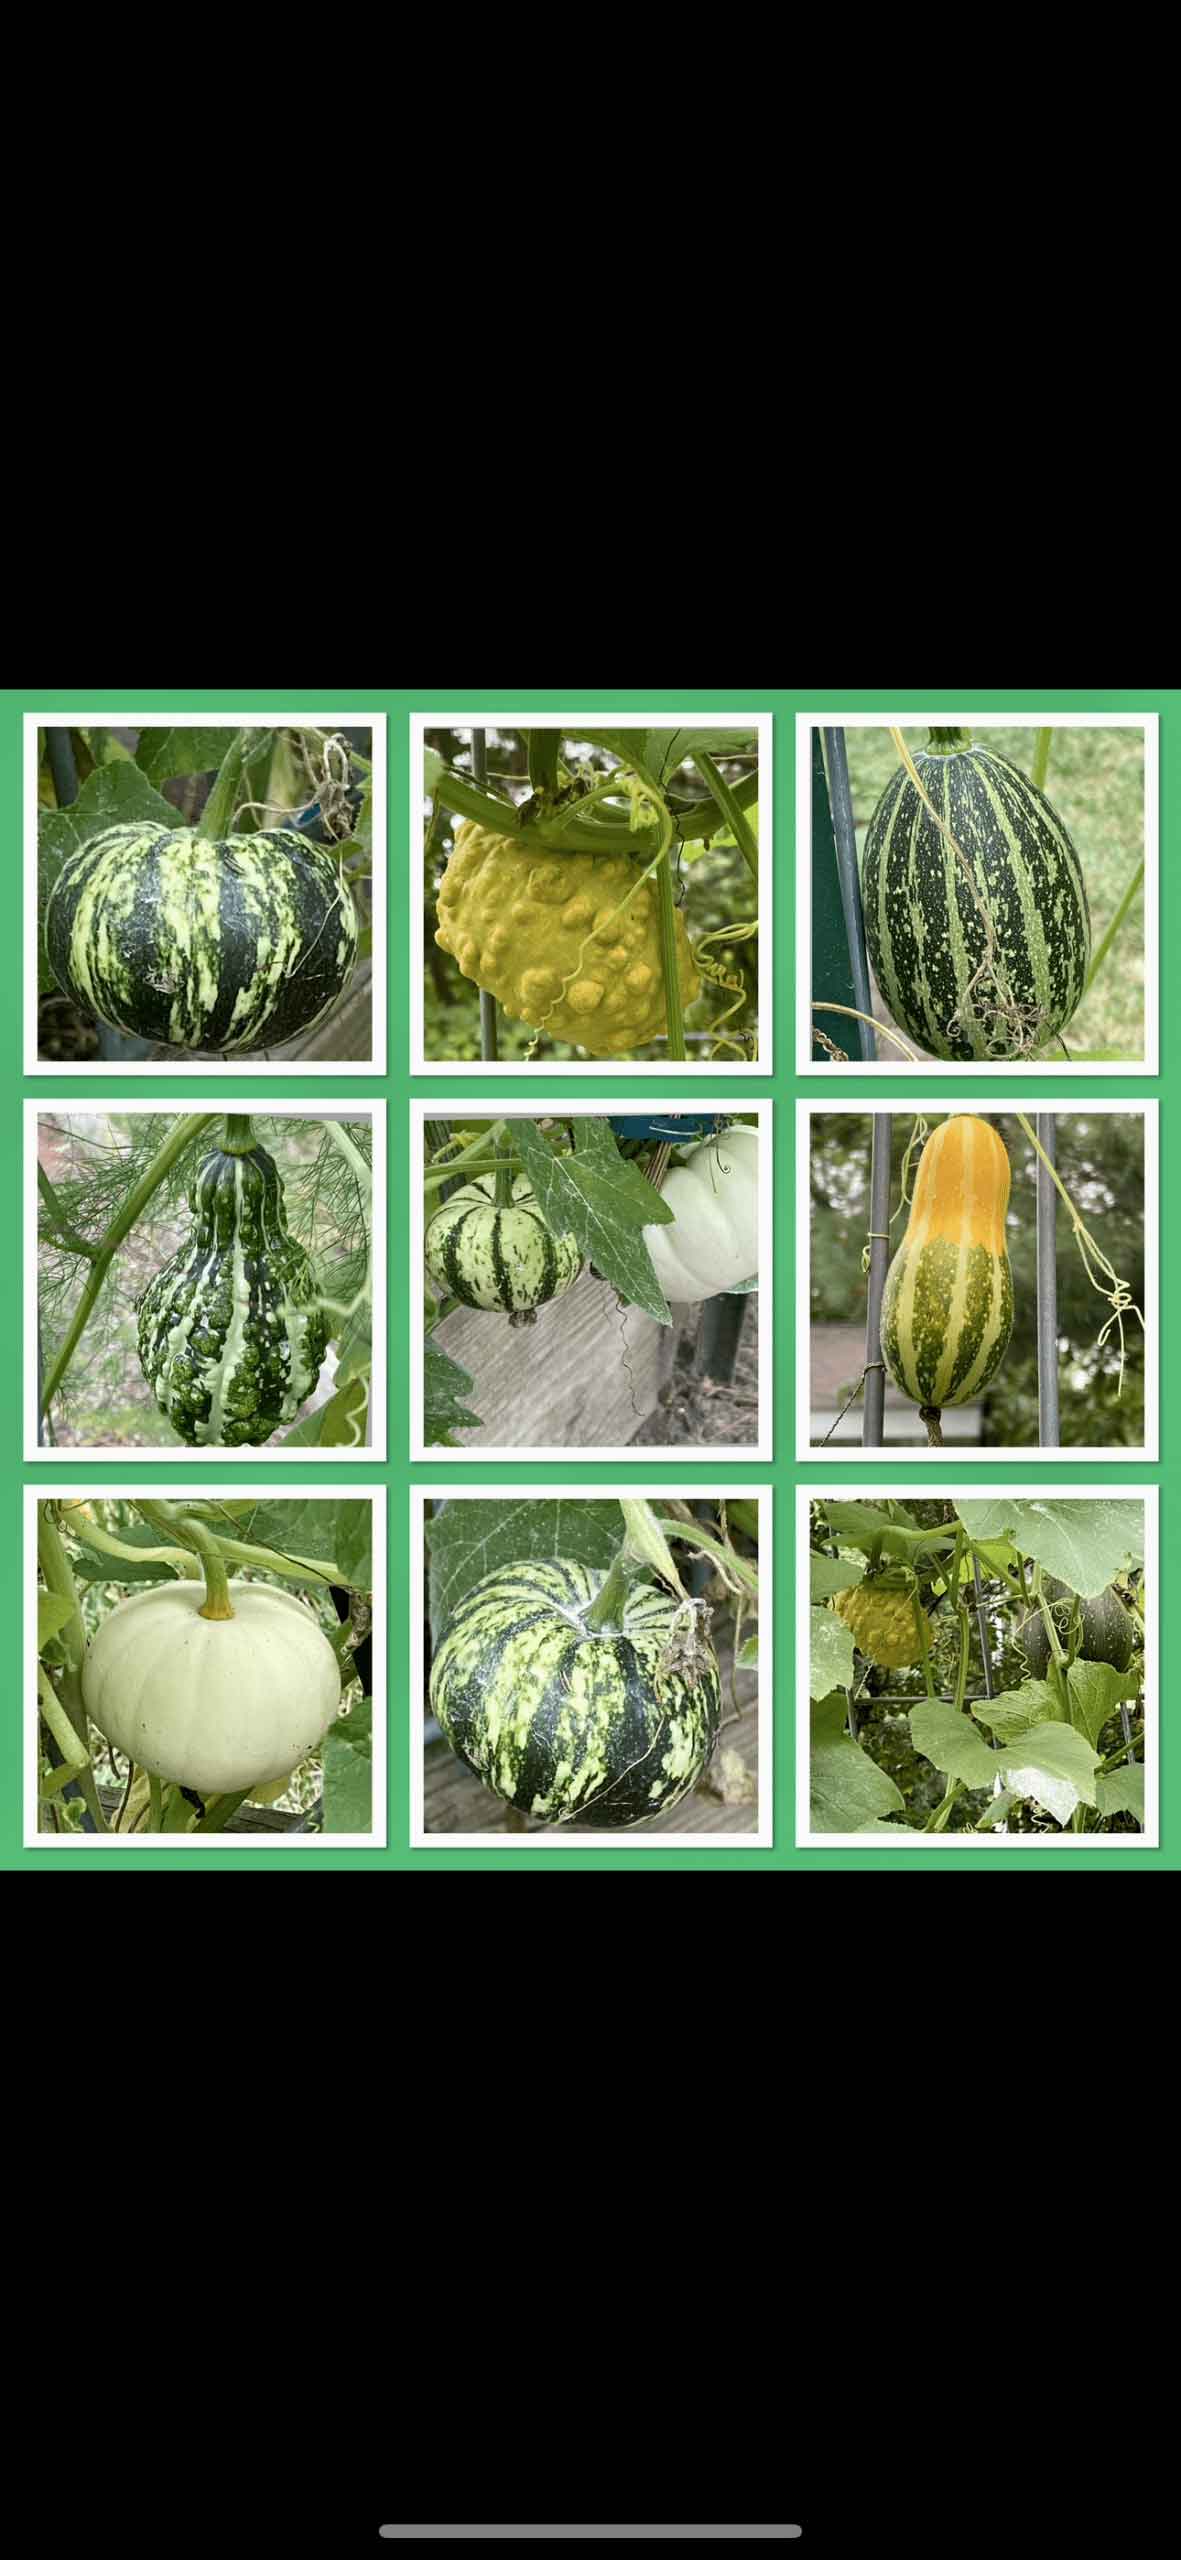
[434,822,700,1056]
[831,1582,926,1669]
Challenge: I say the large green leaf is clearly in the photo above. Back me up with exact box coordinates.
[972,1680,1062,1743]
[909,1702,998,1789]
[513,1118,673,1324]
[1065,1659,1141,1749]
[809,1605,854,1699]
[201,1496,372,1593]
[810,1552,865,1601]
[423,1337,482,1448]
[999,1723,1100,1823]
[321,1700,372,1833]
[955,1498,1143,1596]
[134,726,234,786]
[427,1497,623,1641]
[810,1692,905,1831]
[1095,1767,1145,1825]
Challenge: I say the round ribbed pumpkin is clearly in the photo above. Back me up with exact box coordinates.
[434,821,699,1055]
[137,1141,328,1446]
[862,732,1091,1061]
[45,824,358,1053]
[1019,1579,1136,1678]
[430,1557,721,1827]
[424,1173,582,1319]
[82,1579,340,1795]
[880,1116,1014,1410]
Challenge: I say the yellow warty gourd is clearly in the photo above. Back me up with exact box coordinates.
[434,821,700,1056]
[831,1583,927,1669]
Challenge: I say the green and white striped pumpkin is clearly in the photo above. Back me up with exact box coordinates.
[880,1115,1014,1411]
[862,732,1091,1060]
[45,824,358,1054]
[430,1557,721,1827]
[137,1139,328,1446]
[424,1173,582,1320]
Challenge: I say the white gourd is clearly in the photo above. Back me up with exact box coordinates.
[641,1124,759,1304]
[81,1578,341,1796]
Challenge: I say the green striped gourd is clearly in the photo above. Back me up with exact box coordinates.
[45,825,357,1053]
[137,1138,328,1446]
[424,1173,582,1321]
[880,1116,1013,1412]
[429,1557,721,1827]
[862,731,1091,1060]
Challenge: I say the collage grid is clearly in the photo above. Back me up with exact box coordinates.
[4,688,1171,1869]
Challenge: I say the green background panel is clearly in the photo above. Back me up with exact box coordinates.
[3,688,1168,1867]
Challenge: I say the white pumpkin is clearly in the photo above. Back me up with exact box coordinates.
[82,1578,341,1796]
[641,1124,759,1304]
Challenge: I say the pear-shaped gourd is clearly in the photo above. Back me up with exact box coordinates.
[880,1116,1013,1410]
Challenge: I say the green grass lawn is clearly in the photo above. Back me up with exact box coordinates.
[843,725,1146,1062]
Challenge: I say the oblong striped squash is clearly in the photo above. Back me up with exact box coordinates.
[429,1558,721,1827]
[880,1116,1014,1411]
[424,1173,582,1316]
[862,734,1091,1061]
[137,1141,328,1446]
[45,824,358,1054]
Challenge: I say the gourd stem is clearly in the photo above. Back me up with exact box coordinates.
[221,1114,256,1155]
[35,1508,109,1831]
[130,1500,348,1591]
[692,749,760,884]
[585,1552,635,1632]
[39,1114,216,1417]
[323,1119,373,1192]
[133,1501,235,1621]
[37,1666,89,1770]
[920,1406,944,1447]
[60,1512,202,1578]
[925,728,971,752]
[493,1131,515,1210]
[655,844,686,1059]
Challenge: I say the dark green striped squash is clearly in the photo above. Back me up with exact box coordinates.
[45,824,357,1054]
[1019,1578,1136,1678]
[424,1173,582,1323]
[881,1115,1014,1412]
[430,1557,721,1827]
[137,1139,328,1446]
[862,731,1091,1060]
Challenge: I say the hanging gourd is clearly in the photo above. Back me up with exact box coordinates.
[880,1116,1014,1416]
[137,1126,328,1446]
[82,1579,341,1796]
[434,822,699,1054]
[862,731,1091,1060]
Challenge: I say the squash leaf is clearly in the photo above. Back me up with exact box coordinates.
[1095,1767,1145,1825]
[203,1496,372,1594]
[810,1691,905,1832]
[134,726,236,786]
[1064,1658,1142,1749]
[513,1118,674,1324]
[810,1605,854,1699]
[321,1700,372,1833]
[954,1497,1143,1596]
[423,1337,482,1448]
[427,1497,624,1641]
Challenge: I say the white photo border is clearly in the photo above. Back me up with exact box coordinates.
[410,1483,773,1850]
[26,1098,387,1463]
[795,1097,1158,1465]
[795,711,1159,1077]
[411,1097,772,1464]
[410,711,772,1077]
[24,1483,388,1850]
[24,710,387,1078]
[795,1484,1158,1848]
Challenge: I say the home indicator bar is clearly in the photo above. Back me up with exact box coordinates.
[378,2532,803,2543]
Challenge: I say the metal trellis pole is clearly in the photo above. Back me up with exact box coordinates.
[1036,1112,1060,1448]
[470,727,499,1061]
[862,1114,893,1445]
[821,727,876,1061]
